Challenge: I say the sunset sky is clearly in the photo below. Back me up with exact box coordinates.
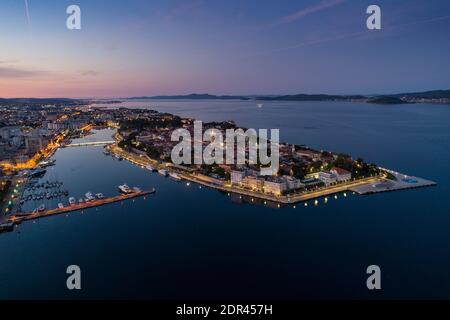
[1,0,449,98]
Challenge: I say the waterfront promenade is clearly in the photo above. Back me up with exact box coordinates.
[108,144,384,204]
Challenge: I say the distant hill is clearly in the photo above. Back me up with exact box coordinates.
[391,90,450,100]
[258,94,367,102]
[127,94,250,100]
[367,96,410,105]
[2,89,449,106]
[0,98,84,106]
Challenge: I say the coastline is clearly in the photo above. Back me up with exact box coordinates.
[107,138,437,205]
[107,144,385,204]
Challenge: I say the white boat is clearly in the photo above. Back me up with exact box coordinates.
[78,198,84,204]
[169,172,181,181]
[39,159,56,168]
[96,193,105,199]
[118,184,133,194]
[146,165,155,172]
[58,203,64,209]
[85,192,95,202]
[69,197,76,205]
[37,204,46,212]
[0,222,15,231]
[132,187,142,193]
[158,169,168,177]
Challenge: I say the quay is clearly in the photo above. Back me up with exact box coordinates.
[179,173,382,204]
[108,145,436,205]
[108,144,384,204]
[350,170,436,195]
[2,189,156,231]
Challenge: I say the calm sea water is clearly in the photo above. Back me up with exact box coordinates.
[0,100,449,299]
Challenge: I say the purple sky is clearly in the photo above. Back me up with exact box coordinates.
[1,0,449,98]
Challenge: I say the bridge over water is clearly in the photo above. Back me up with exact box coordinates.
[66,140,115,148]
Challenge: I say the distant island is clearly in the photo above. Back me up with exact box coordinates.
[366,97,411,105]
[257,94,367,102]
[124,89,450,104]
[126,94,250,100]
[1,89,449,107]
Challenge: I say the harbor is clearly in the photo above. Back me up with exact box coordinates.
[1,188,156,234]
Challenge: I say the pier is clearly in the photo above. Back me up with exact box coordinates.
[2,189,155,232]
[350,170,436,195]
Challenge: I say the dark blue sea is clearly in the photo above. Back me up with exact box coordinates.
[1,100,449,299]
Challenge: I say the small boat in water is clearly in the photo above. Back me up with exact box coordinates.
[158,169,168,177]
[169,172,181,181]
[118,184,133,194]
[146,165,155,172]
[58,203,64,209]
[69,197,76,205]
[78,198,84,204]
[85,192,95,202]
[96,193,105,200]
[37,204,46,212]
[0,222,15,232]
[39,159,56,168]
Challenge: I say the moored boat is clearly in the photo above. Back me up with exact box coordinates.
[0,222,15,232]
[158,169,168,177]
[85,192,95,202]
[118,184,133,194]
[169,172,181,181]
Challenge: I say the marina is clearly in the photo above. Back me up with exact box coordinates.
[1,188,156,233]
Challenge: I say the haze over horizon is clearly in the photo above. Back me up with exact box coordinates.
[1,0,449,98]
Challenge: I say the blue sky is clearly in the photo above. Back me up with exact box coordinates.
[0,0,449,97]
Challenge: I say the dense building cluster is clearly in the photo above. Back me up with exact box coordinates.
[116,109,380,196]
[0,104,380,205]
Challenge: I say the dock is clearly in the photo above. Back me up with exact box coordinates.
[350,170,436,195]
[2,189,156,231]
